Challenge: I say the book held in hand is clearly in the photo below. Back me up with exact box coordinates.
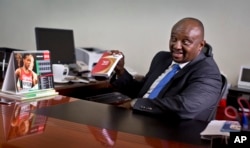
[0,50,58,101]
[91,52,123,78]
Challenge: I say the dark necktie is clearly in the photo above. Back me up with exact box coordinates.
[148,64,180,99]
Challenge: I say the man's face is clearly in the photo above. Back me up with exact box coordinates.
[169,21,204,63]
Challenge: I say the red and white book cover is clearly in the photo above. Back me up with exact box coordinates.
[91,52,123,78]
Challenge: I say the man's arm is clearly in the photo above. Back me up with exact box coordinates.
[111,69,145,98]
[111,51,171,98]
[132,72,222,120]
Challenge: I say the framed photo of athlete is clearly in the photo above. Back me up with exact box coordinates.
[1,50,54,95]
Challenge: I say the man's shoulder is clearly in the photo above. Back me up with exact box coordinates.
[191,56,220,76]
[201,54,220,68]
[190,52,218,67]
[156,51,171,55]
[154,51,172,59]
[148,51,172,67]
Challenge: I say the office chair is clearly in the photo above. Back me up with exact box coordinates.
[202,43,213,57]
[196,43,228,121]
[207,74,228,121]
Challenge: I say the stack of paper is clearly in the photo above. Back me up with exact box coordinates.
[0,89,58,101]
[200,120,230,140]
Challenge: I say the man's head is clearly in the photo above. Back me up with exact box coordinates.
[23,54,34,70]
[169,17,205,63]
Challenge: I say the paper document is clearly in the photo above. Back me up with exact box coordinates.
[200,120,229,140]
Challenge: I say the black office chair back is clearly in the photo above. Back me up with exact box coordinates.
[202,43,213,57]
[207,74,228,121]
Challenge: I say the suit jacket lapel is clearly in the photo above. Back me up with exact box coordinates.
[157,52,206,97]
[173,52,206,80]
[137,52,206,98]
[138,57,172,97]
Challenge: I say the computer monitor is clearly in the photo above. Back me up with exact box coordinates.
[35,27,76,65]
[237,65,250,89]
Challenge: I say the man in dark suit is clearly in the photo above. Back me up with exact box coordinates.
[110,17,222,121]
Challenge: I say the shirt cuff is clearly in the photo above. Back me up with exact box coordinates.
[130,99,137,107]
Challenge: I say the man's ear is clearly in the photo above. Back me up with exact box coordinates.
[199,40,206,51]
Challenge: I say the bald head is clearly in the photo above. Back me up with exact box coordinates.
[169,17,206,63]
[172,17,204,40]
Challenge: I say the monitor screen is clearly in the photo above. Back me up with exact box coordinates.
[238,66,250,89]
[35,27,76,65]
[241,68,250,82]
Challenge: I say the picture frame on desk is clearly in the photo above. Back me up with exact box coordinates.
[0,50,58,101]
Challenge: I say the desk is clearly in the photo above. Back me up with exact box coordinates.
[0,80,111,99]
[54,80,112,98]
[0,95,210,148]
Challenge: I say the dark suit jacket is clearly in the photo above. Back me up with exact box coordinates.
[111,51,222,121]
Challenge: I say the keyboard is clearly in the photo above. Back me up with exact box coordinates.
[64,76,89,83]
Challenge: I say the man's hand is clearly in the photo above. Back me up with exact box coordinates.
[118,100,132,109]
[109,50,125,76]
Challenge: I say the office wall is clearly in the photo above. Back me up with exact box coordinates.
[0,0,250,85]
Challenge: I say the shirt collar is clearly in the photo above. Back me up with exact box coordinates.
[171,61,189,69]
